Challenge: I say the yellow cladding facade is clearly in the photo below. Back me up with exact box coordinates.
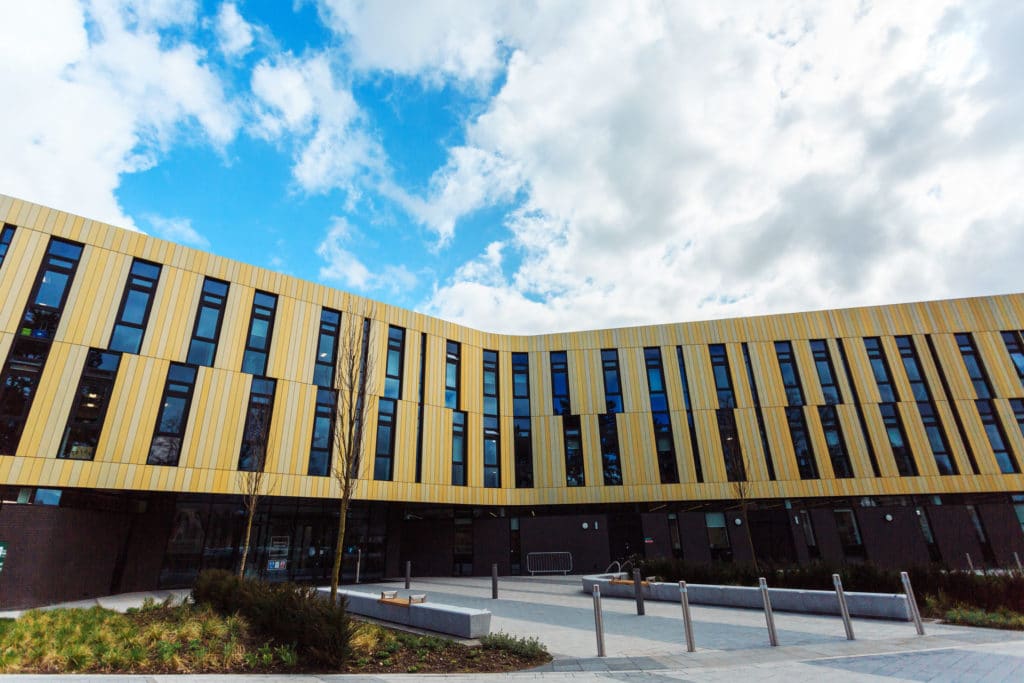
[2,192,1024,507]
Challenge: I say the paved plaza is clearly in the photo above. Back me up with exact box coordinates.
[2,575,1023,681]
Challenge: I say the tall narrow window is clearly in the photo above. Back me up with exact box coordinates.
[482,350,500,488]
[926,334,979,474]
[601,349,623,413]
[241,291,277,375]
[445,341,460,409]
[415,332,426,483]
[705,512,732,561]
[775,341,806,406]
[1011,398,1024,442]
[864,337,898,402]
[599,349,623,485]
[880,403,917,476]
[837,339,882,477]
[109,259,161,354]
[563,415,584,486]
[0,238,83,455]
[0,224,15,268]
[550,351,570,415]
[239,377,276,471]
[313,309,340,387]
[865,337,917,476]
[810,340,842,405]
[834,508,865,558]
[147,363,198,466]
[308,388,335,476]
[1002,331,1024,388]
[776,341,818,479]
[819,405,853,478]
[709,344,745,480]
[957,333,1018,474]
[186,278,229,367]
[896,335,955,475]
[709,344,736,408]
[452,410,466,485]
[676,346,704,482]
[19,238,83,341]
[742,343,776,480]
[58,350,121,460]
[374,398,396,481]
[645,347,679,483]
[512,352,533,488]
[384,326,405,399]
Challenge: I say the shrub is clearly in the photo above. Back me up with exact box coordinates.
[944,606,1024,630]
[480,631,548,659]
[192,569,351,667]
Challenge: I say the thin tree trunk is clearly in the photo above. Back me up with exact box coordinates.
[238,504,255,578]
[742,502,759,574]
[330,494,349,603]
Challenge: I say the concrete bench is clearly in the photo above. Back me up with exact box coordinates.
[319,588,491,638]
[582,574,912,620]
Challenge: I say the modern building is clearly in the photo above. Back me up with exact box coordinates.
[0,192,1023,608]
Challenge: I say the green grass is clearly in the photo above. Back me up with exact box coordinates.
[943,606,1024,630]
[0,598,297,674]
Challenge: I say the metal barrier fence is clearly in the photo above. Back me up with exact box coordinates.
[527,551,574,575]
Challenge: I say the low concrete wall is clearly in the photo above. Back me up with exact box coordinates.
[319,588,492,638]
[581,574,911,621]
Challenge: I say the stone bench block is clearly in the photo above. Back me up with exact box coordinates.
[318,588,492,638]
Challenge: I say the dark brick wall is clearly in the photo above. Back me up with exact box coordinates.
[0,504,128,609]
[520,514,608,574]
[472,517,511,576]
[809,507,845,565]
[677,512,712,564]
[978,503,1024,568]
[640,513,673,560]
[858,505,931,569]
[117,496,175,593]
[726,511,754,564]
[399,519,453,576]
[929,505,984,570]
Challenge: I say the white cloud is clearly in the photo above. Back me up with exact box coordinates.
[316,216,416,293]
[340,1,1024,333]
[251,51,383,197]
[147,215,211,249]
[215,2,254,58]
[0,0,239,230]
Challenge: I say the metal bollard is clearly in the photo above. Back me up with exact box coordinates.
[966,553,974,572]
[900,571,925,635]
[759,577,779,646]
[679,581,696,652]
[633,568,646,616]
[1015,552,1022,576]
[492,563,499,599]
[833,573,855,640]
[355,548,362,584]
[405,560,411,589]
[592,584,606,657]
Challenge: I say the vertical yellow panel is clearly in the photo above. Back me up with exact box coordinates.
[141,267,203,362]
[529,350,552,416]
[976,331,1019,399]
[579,413,602,489]
[19,343,86,459]
[762,406,799,482]
[620,347,647,414]
[748,341,785,407]
[461,343,483,415]
[660,344,686,413]
[726,343,752,408]
[0,228,47,334]
[793,340,824,406]
[734,408,769,482]
[899,401,939,478]
[835,404,874,479]
[803,406,836,480]
[841,337,882,404]
[669,410,698,484]
[569,348,603,415]
[693,409,725,482]
[931,333,974,400]
[619,412,654,486]
[684,345,717,410]
[217,285,253,372]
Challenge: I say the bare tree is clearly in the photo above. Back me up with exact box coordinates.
[329,306,376,603]
[723,433,759,573]
[237,386,275,578]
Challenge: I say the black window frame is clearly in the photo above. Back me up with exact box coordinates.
[1002,330,1024,388]
[810,339,843,405]
[0,224,15,268]
[482,349,500,488]
[512,352,533,488]
[601,349,623,414]
[864,337,899,403]
[955,332,994,399]
[880,402,918,476]
[550,350,570,415]
[896,335,956,475]
[19,237,84,341]
[241,290,278,376]
[313,308,341,388]
[774,340,806,406]
[977,398,1019,474]
[384,326,405,400]
[374,397,397,481]
[926,334,979,474]
[676,346,704,482]
[837,339,882,477]
[644,347,679,484]
[308,387,336,477]
[708,343,736,408]
[108,258,162,354]
[238,376,277,472]
[58,349,122,461]
[563,414,584,487]
[445,341,461,410]
[451,410,467,486]
[786,406,819,479]
[147,363,199,467]
[186,277,230,367]
[741,342,776,480]
[818,404,853,478]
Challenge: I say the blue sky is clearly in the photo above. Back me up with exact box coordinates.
[2,1,1023,334]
